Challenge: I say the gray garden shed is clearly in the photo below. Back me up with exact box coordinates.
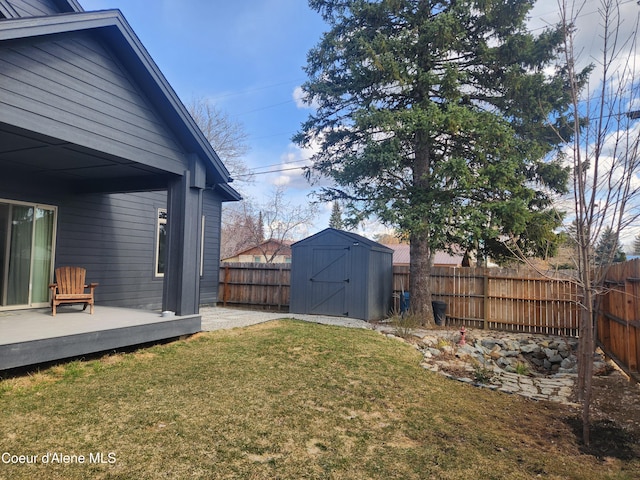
[289,228,393,321]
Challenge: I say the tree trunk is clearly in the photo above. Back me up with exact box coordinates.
[576,243,595,446]
[408,127,435,326]
[409,231,434,325]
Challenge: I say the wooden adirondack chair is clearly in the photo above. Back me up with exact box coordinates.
[49,267,99,316]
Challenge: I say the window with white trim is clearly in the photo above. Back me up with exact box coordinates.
[155,208,205,277]
[155,208,167,277]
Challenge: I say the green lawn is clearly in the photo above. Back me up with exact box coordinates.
[0,320,637,479]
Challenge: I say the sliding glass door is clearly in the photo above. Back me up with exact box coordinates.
[0,200,56,309]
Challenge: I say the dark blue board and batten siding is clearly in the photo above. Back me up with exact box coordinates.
[200,189,224,305]
[290,228,393,321]
[0,32,187,175]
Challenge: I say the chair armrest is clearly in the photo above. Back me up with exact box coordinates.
[86,283,99,289]
[49,283,58,289]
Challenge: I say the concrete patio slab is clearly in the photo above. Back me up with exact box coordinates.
[200,306,373,331]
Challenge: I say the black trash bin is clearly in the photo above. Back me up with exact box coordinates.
[432,301,447,326]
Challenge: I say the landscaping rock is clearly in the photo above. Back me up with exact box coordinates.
[549,354,564,364]
[530,357,544,367]
[520,344,540,354]
[456,344,477,358]
[489,349,503,361]
[403,326,608,406]
[421,335,439,347]
[481,338,498,349]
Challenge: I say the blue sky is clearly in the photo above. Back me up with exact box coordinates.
[79,1,640,245]
[81,0,330,228]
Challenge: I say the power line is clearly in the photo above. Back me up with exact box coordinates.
[235,165,306,178]
[234,99,295,117]
[250,159,309,172]
[207,78,306,102]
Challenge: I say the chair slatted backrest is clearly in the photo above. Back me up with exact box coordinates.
[55,267,86,295]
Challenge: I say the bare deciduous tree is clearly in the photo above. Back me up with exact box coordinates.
[220,201,261,260]
[221,186,318,263]
[187,96,253,190]
[558,0,640,445]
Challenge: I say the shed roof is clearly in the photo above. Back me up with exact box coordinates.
[293,228,393,253]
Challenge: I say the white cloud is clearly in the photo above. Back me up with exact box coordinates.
[273,175,291,187]
[293,85,320,109]
[530,0,640,94]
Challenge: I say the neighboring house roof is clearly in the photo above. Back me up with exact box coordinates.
[0,7,240,200]
[383,244,464,267]
[222,239,293,262]
[386,244,410,265]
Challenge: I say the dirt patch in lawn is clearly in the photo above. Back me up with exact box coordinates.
[434,349,640,460]
[572,371,640,459]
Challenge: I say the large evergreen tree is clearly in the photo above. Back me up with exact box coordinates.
[295,0,577,322]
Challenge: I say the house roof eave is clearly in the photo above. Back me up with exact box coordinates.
[0,1,19,19]
[212,182,242,202]
[0,10,232,186]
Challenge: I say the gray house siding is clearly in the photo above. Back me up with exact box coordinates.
[200,189,222,305]
[57,190,226,310]
[0,164,227,310]
[0,32,188,175]
[55,191,165,310]
[0,3,240,316]
[6,0,60,17]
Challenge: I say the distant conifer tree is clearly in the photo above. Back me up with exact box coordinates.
[329,201,343,230]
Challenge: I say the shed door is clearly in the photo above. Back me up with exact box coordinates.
[309,247,350,316]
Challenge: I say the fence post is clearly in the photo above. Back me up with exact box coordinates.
[483,268,488,329]
[223,264,230,307]
[277,266,283,311]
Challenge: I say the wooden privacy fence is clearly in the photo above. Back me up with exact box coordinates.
[393,266,580,336]
[598,259,640,382]
[218,263,580,334]
[218,261,640,379]
[219,263,290,311]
